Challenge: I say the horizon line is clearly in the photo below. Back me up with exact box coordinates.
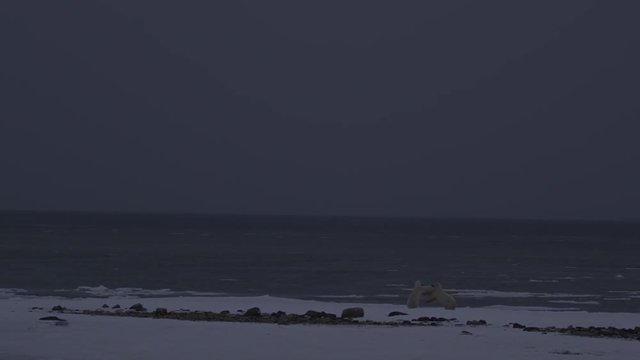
[1,208,639,225]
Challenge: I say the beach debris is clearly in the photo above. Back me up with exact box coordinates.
[244,307,261,317]
[511,322,526,329]
[102,304,109,308]
[30,307,44,311]
[129,303,146,312]
[466,320,487,326]
[460,330,473,335]
[51,305,65,312]
[388,311,407,317]
[112,304,121,309]
[341,307,364,318]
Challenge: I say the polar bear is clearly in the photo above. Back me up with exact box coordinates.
[407,280,456,310]
[429,282,457,310]
[407,280,435,308]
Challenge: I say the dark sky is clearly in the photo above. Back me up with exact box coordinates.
[1,0,639,220]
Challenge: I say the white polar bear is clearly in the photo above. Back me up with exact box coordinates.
[429,282,457,310]
[407,280,434,308]
[407,280,456,310]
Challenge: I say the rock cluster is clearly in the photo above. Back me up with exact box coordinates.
[41,304,639,341]
[129,303,146,312]
[154,308,168,316]
[466,320,488,326]
[412,316,455,326]
[516,323,640,340]
[244,307,261,317]
[53,304,451,327]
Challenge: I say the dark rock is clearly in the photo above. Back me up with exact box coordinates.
[270,311,286,318]
[415,316,450,322]
[220,310,230,315]
[322,312,337,319]
[244,307,261,317]
[523,326,540,332]
[551,350,582,356]
[388,311,408,317]
[129,303,146,312]
[466,320,487,326]
[51,305,65,312]
[112,304,121,309]
[304,310,323,318]
[102,304,109,308]
[341,307,364,318]
[154,308,168,315]
[512,323,526,329]
[460,330,472,335]
[31,307,43,310]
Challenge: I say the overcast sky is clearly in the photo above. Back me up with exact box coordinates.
[1,0,639,220]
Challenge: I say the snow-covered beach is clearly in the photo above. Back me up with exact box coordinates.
[2,294,638,360]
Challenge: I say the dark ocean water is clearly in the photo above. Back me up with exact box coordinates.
[1,211,639,312]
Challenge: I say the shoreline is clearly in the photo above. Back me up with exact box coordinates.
[4,295,640,360]
[42,301,640,341]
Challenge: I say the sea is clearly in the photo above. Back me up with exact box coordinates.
[1,211,639,313]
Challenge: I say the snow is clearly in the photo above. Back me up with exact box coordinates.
[1,295,639,360]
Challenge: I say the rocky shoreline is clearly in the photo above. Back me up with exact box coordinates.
[45,303,455,327]
[42,303,640,341]
[514,322,640,341]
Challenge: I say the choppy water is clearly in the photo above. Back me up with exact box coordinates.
[1,211,639,312]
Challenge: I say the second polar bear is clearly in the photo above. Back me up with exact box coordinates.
[407,280,456,310]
